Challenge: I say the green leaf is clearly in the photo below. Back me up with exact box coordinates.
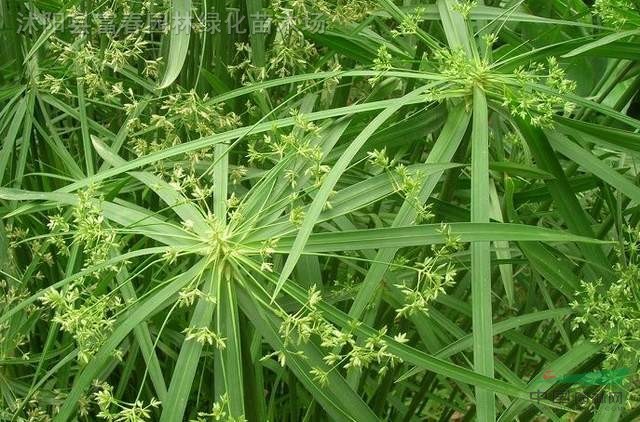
[498,342,602,421]
[215,270,245,418]
[0,188,200,248]
[266,223,606,253]
[236,269,380,422]
[272,85,435,300]
[398,308,574,382]
[347,107,470,320]
[516,119,610,278]
[562,29,640,58]
[55,260,209,420]
[547,132,640,204]
[161,269,216,422]
[76,79,94,175]
[158,0,192,88]
[470,85,495,421]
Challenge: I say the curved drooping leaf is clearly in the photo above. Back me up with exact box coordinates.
[158,0,192,88]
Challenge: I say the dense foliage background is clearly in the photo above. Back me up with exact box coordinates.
[1,0,640,420]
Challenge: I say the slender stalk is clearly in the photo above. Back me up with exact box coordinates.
[471,85,495,421]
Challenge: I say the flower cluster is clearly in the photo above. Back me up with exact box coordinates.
[272,285,404,385]
[452,1,478,19]
[193,393,247,422]
[41,287,122,363]
[433,48,490,91]
[313,0,375,24]
[501,57,577,127]
[43,32,155,98]
[8,389,67,421]
[571,225,640,366]
[395,224,462,319]
[93,382,160,421]
[38,186,127,363]
[430,47,577,127]
[391,7,425,37]
[225,1,320,80]
[369,46,394,85]
[74,187,120,272]
[45,186,120,280]
[594,0,640,28]
[7,217,60,274]
[183,326,227,349]
[394,165,435,224]
[0,282,31,361]
[177,286,216,308]
[246,110,326,190]
[161,91,240,137]
[365,148,435,222]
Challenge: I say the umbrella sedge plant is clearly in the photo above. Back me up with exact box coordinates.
[1,0,640,420]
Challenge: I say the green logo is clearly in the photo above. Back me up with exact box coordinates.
[538,368,631,386]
